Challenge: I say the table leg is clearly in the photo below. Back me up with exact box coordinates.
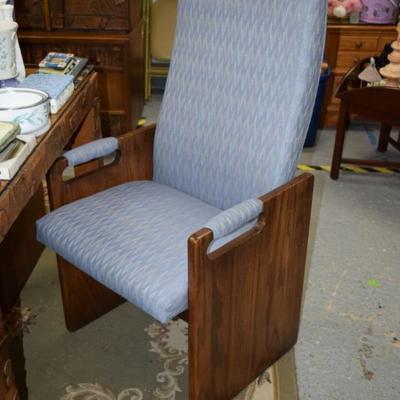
[0,186,45,312]
[330,104,350,180]
[377,124,392,153]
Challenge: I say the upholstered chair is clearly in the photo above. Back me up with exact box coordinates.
[37,1,326,398]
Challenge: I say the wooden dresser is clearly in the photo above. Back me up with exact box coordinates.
[15,0,145,136]
[322,23,397,127]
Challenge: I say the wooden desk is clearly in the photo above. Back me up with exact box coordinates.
[0,71,102,399]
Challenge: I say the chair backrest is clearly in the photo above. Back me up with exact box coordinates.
[153,0,326,210]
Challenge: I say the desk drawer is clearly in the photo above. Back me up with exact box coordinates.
[338,35,379,52]
[64,79,96,137]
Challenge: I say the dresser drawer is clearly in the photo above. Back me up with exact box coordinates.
[338,35,379,52]
[379,35,397,49]
[336,51,374,69]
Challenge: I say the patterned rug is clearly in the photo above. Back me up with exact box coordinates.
[60,319,276,400]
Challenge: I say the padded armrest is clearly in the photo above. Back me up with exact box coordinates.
[203,199,263,240]
[63,137,119,167]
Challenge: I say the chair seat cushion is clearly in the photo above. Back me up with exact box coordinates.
[36,181,221,322]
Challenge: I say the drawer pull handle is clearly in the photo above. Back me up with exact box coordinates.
[355,41,363,49]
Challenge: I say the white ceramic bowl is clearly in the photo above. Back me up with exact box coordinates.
[0,88,50,136]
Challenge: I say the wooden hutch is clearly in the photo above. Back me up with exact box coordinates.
[15,0,145,136]
[322,22,397,127]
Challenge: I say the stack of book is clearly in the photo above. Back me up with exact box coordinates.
[39,52,88,79]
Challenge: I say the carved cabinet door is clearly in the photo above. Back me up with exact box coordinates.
[58,0,137,30]
[14,0,47,29]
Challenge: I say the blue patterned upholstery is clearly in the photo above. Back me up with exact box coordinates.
[154,0,326,210]
[64,138,119,167]
[37,0,326,322]
[37,181,220,322]
[204,199,263,240]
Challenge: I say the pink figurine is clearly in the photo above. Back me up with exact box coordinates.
[328,0,363,18]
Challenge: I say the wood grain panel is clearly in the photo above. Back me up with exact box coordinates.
[188,174,314,400]
[63,0,130,30]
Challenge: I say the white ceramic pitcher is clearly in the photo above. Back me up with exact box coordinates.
[0,20,17,80]
[0,2,25,81]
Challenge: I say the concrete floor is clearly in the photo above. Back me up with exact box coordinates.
[298,128,400,399]
[21,96,400,399]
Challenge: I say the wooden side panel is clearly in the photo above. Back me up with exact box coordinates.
[188,174,314,400]
[57,257,125,332]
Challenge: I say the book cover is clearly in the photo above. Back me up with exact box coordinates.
[39,52,75,70]
[19,74,75,100]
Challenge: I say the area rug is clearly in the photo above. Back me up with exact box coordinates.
[60,319,296,400]
[22,251,298,400]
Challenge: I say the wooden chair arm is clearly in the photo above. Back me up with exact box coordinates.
[188,173,314,400]
[47,124,156,210]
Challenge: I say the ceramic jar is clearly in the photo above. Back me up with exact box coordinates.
[0,20,17,80]
[0,3,25,82]
[0,4,13,22]
[360,0,399,24]
[0,88,50,136]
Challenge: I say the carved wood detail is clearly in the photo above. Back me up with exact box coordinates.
[0,310,18,400]
[14,0,46,29]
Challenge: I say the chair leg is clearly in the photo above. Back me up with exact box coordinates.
[377,124,392,153]
[331,104,350,180]
[57,256,125,332]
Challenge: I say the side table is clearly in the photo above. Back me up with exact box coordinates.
[330,59,400,179]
